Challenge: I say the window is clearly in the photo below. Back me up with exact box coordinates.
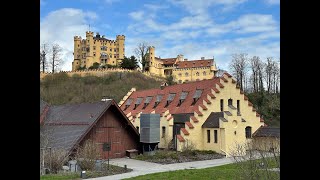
[245,126,252,138]
[136,126,139,132]
[196,72,199,76]
[162,126,166,138]
[153,94,163,108]
[220,99,224,111]
[114,55,116,58]
[114,49,116,52]
[134,97,143,110]
[124,98,132,110]
[207,130,211,143]
[185,72,189,77]
[93,52,96,57]
[192,89,203,105]
[165,93,176,107]
[143,96,153,109]
[237,100,240,114]
[228,98,233,106]
[78,44,79,47]
[203,71,206,76]
[179,80,182,84]
[214,130,218,143]
[178,73,182,77]
[177,91,188,106]
[93,46,96,50]
[110,48,112,51]
[113,61,114,63]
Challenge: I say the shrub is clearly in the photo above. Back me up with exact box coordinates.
[75,140,101,171]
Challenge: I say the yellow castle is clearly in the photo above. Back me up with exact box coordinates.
[146,46,218,83]
[72,31,125,71]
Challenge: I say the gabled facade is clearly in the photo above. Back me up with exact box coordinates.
[40,99,139,159]
[119,73,264,156]
[146,46,218,83]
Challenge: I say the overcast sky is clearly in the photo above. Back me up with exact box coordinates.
[40,0,279,71]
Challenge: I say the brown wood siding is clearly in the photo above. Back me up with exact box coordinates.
[81,105,139,159]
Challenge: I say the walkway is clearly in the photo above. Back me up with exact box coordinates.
[87,157,234,180]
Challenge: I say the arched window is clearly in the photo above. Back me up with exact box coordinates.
[245,126,252,138]
[178,73,182,77]
[196,72,199,76]
[203,71,206,76]
[228,98,233,106]
[185,72,189,77]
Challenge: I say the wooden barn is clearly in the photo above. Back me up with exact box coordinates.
[40,99,139,159]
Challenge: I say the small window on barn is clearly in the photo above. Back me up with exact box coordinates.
[228,98,233,106]
[207,130,211,143]
[134,97,143,110]
[124,98,133,110]
[143,96,153,109]
[245,126,252,138]
[136,126,139,132]
[220,99,224,111]
[162,126,166,138]
[192,89,203,105]
[177,91,188,107]
[153,94,163,108]
[165,93,176,107]
[214,130,218,143]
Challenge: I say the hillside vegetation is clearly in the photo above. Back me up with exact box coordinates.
[40,72,279,127]
[40,72,164,105]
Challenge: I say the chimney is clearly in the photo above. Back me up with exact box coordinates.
[184,58,188,61]
[201,57,205,60]
[96,32,100,38]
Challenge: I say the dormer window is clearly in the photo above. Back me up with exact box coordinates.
[143,96,153,109]
[165,93,176,108]
[124,98,132,111]
[177,91,188,107]
[153,94,163,108]
[134,97,143,110]
[192,89,203,105]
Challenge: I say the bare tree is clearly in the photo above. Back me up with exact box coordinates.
[50,44,63,73]
[75,139,101,171]
[40,43,50,73]
[265,57,278,94]
[134,42,149,72]
[250,56,260,93]
[229,53,249,92]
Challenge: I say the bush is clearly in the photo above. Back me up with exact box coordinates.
[75,140,101,171]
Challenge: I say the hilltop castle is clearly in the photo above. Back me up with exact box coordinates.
[72,31,125,71]
[146,46,218,84]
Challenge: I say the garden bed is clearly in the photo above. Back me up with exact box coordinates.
[134,150,225,164]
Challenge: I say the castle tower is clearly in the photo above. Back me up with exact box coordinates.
[85,31,94,68]
[116,35,125,66]
[72,36,82,71]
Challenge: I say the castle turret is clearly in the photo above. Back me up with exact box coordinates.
[72,36,82,71]
[116,35,125,66]
[85,31,94,67]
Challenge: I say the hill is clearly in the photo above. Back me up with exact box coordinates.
[40,72,164,105]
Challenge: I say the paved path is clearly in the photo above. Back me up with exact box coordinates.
[87,157,234,180]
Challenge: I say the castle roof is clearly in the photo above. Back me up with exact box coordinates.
[120,77,223,117]
[176,59,213,69]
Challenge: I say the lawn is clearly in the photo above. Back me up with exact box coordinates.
[40,172,80,180]
[125,157,280,180]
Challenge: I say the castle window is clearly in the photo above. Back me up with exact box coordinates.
[136,126,139,132]
[214,130,218,143]
[178,73,182,77]
[165,93,176,108]
[134,97,143,110]
[93,52,96,57]
[185,72,189,77]
[78,44,79,47]
[228,98,233,106]
[196,72,199,76]
[245,126,252,138]
[153,94,163,108]
[177,91,188,107]
[113,61,114,63]
[93,46,96,50]
[207,130,211,143]
[203,71,206,76]
[179,80,182,84]
[192,89,203,105]
[114,55,116,58]
[220,99,224,111]
[110,48,112,51]
[114,49,116,52]
[124,98,133,111]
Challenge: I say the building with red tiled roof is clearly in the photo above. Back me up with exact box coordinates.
[146,46,218,84]
[119,73,265,157]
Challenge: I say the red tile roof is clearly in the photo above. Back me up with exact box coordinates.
[181,128,189,135]
[177,134,185,142]
[176,59,213,69]
[185,121,194,129]
[190,116,199,123]
[160,58,176,65]
[121,78,222,116]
